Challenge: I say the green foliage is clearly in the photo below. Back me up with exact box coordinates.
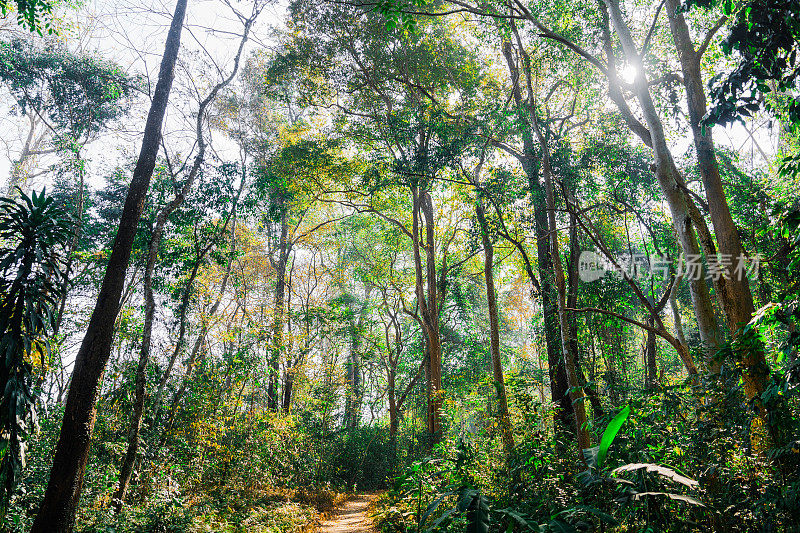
[583,404,630,470]
[374,0,426,33]
[7,1,800,531]
[695,0,800,127]
[0,38,136,142]
[0,0,55,34]
[0,188,70,514]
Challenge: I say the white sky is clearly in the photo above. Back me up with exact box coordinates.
[0,0,285,189]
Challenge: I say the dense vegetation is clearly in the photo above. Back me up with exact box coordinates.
[0,0,798,531]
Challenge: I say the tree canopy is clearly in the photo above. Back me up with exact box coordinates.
[0,0,799,531]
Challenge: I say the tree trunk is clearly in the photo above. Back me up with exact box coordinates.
[112,224,159,511]
[281,371,294,412]
[282,266,296,413]
[665,0,771,418]
[410,186,443,440]
[600,0,723,362]
[345,285,370,427]
[267,211,290,411]
[112,16,252,505]
[150,260,201,417]
[32,2,187,530]
[644,315,657,389]
[669,275,689,350]
[9,113,40,191]
[476,196,515,457]
[422,192,443,439]
[533,114,592,455]
[566,210,604,418]
[388,365,399,437]
[499,38,572,434]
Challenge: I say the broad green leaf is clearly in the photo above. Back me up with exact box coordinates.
[596,405,630,468]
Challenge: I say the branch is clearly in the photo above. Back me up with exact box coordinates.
[698,15,728,59]
[505,0,608,74]
[640,0,666,59]
[569,307,660,336]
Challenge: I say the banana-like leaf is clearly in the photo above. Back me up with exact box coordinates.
[466,492,489,533]
[424,505,458,532]
[496,508,537,531]
[630,491,705,507]
[420,491,454,525]
[596,405,630,468]
[612,463,699,487]
[546,519,580,533]
[582,446,599,470]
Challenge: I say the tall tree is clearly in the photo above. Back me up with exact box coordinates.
[32,0,188,529]
[498,34,574,433]
[476,190,515,458]
[0,39,135,189]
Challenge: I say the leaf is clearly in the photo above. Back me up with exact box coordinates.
[630,491,705,507]
[596,405,630,468]
[547,519,579,533]
[424,504,458,532]
[496,508,537,531]
[582,446,599,470]
[420,491,453,524]
[566,505,618,525]
[466,492,489,533]
[612,463,699,488]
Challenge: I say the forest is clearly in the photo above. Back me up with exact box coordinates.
[0,0,798,530]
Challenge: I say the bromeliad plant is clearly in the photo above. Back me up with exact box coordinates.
[0,188,70,514]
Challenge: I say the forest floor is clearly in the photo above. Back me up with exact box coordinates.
[320,493,377,533]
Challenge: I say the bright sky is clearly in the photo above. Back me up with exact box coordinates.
[0,0,285,189]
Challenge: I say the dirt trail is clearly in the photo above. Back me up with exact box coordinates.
[320,494,376,533]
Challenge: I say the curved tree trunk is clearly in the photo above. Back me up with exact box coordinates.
[410,186,443,441]
[158,236,237,448]
[600,1,723,362]
[152,172,247,421]
[665,0,772,429]
[601,1,722,363]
